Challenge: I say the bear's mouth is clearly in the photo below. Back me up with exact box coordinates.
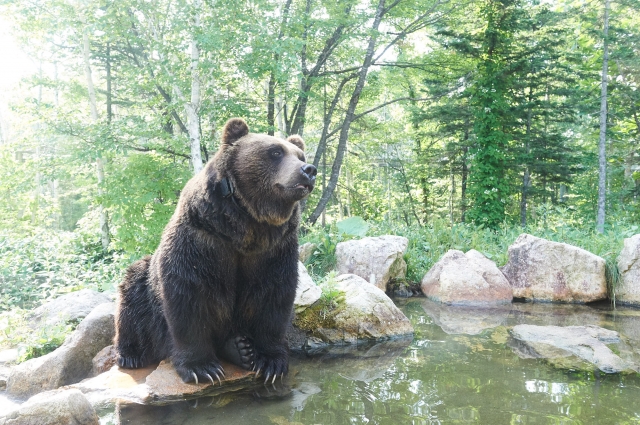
[293,183,313,192]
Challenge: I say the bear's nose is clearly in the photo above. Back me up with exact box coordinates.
[301,164,317,179]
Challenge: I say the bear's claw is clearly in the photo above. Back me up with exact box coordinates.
[252,353,288,383]
[116,355,146,369]
[175,361,226,386]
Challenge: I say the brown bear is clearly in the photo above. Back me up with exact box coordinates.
[114,118,316,385]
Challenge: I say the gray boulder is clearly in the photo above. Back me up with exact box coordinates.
[501,234,607,303]
[313,274,414,343]
[617,234,640,306]
[298,243,317,264]
[510,324,635,373]
[294,262,321,313]
[90,345,117,378]
[0,388,99,425]
[421,249,513,305]
[29,289,112,328]
[336,236,409,291]
[7,303,115,398]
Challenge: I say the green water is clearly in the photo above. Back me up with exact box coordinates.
[107,300,640,424]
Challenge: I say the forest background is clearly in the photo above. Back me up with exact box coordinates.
[0,0,639,316]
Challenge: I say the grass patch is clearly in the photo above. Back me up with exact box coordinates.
[294,272,346,333]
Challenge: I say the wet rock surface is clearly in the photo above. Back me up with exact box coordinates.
[501,234,607,303]
[336,236,409,291]
[421,249,513,305]
[510,324,636,373]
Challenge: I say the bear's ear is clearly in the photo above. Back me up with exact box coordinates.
[287,135,305,151]
[221,118,249,145]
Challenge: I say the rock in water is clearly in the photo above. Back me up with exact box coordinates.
[501,234,607,303]
[510,324,635,373]
[7,303,115,399]
[312,274,414,343]
[0,388,99,425]
[617,234,640,306]
[336,236,409,292]
[421,249,513,305]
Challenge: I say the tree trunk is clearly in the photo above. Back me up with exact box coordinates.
[460,118,469,223]
[186,0,203,174]
[449,161,455,225]
[596,0,610,234]
[106,43,112,124]
[82,16,110,251]
[307,0,386,225]
[267,0,293,135]
[521,94,533,228]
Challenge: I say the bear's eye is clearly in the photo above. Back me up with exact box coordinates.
[269,148,283,160]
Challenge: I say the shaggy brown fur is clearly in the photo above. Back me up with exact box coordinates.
[114,118,316,384]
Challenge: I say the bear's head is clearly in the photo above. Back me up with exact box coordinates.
[213,118,317,226]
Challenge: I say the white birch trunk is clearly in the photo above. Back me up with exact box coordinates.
[186,0,203,174]
[596,0,610,234]
[276,96,286,138]
[82,18,110,250]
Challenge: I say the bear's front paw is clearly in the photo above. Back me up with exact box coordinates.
[253,354,288,384]
[175,360,225,386]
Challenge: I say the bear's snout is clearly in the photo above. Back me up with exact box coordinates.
[301,164,317,179]
[299,164,317,192]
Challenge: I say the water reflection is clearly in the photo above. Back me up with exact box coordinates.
[103,300,640,425]
[418,298,511,335]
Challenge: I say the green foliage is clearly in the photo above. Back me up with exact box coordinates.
[0,309,79,361]
[300,227,344,281]
[336,216,370,237]
[105,152,191,256]
[0,229,125,311]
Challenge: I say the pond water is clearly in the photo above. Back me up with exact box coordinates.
[102,299,640,424]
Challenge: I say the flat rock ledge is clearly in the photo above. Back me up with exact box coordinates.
[510,324,637,374]
[71,360,255,408]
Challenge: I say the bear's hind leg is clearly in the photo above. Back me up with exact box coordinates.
[115,257,164,369]
[220,335,255,370]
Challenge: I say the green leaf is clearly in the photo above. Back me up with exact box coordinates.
[336,217,370,237]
